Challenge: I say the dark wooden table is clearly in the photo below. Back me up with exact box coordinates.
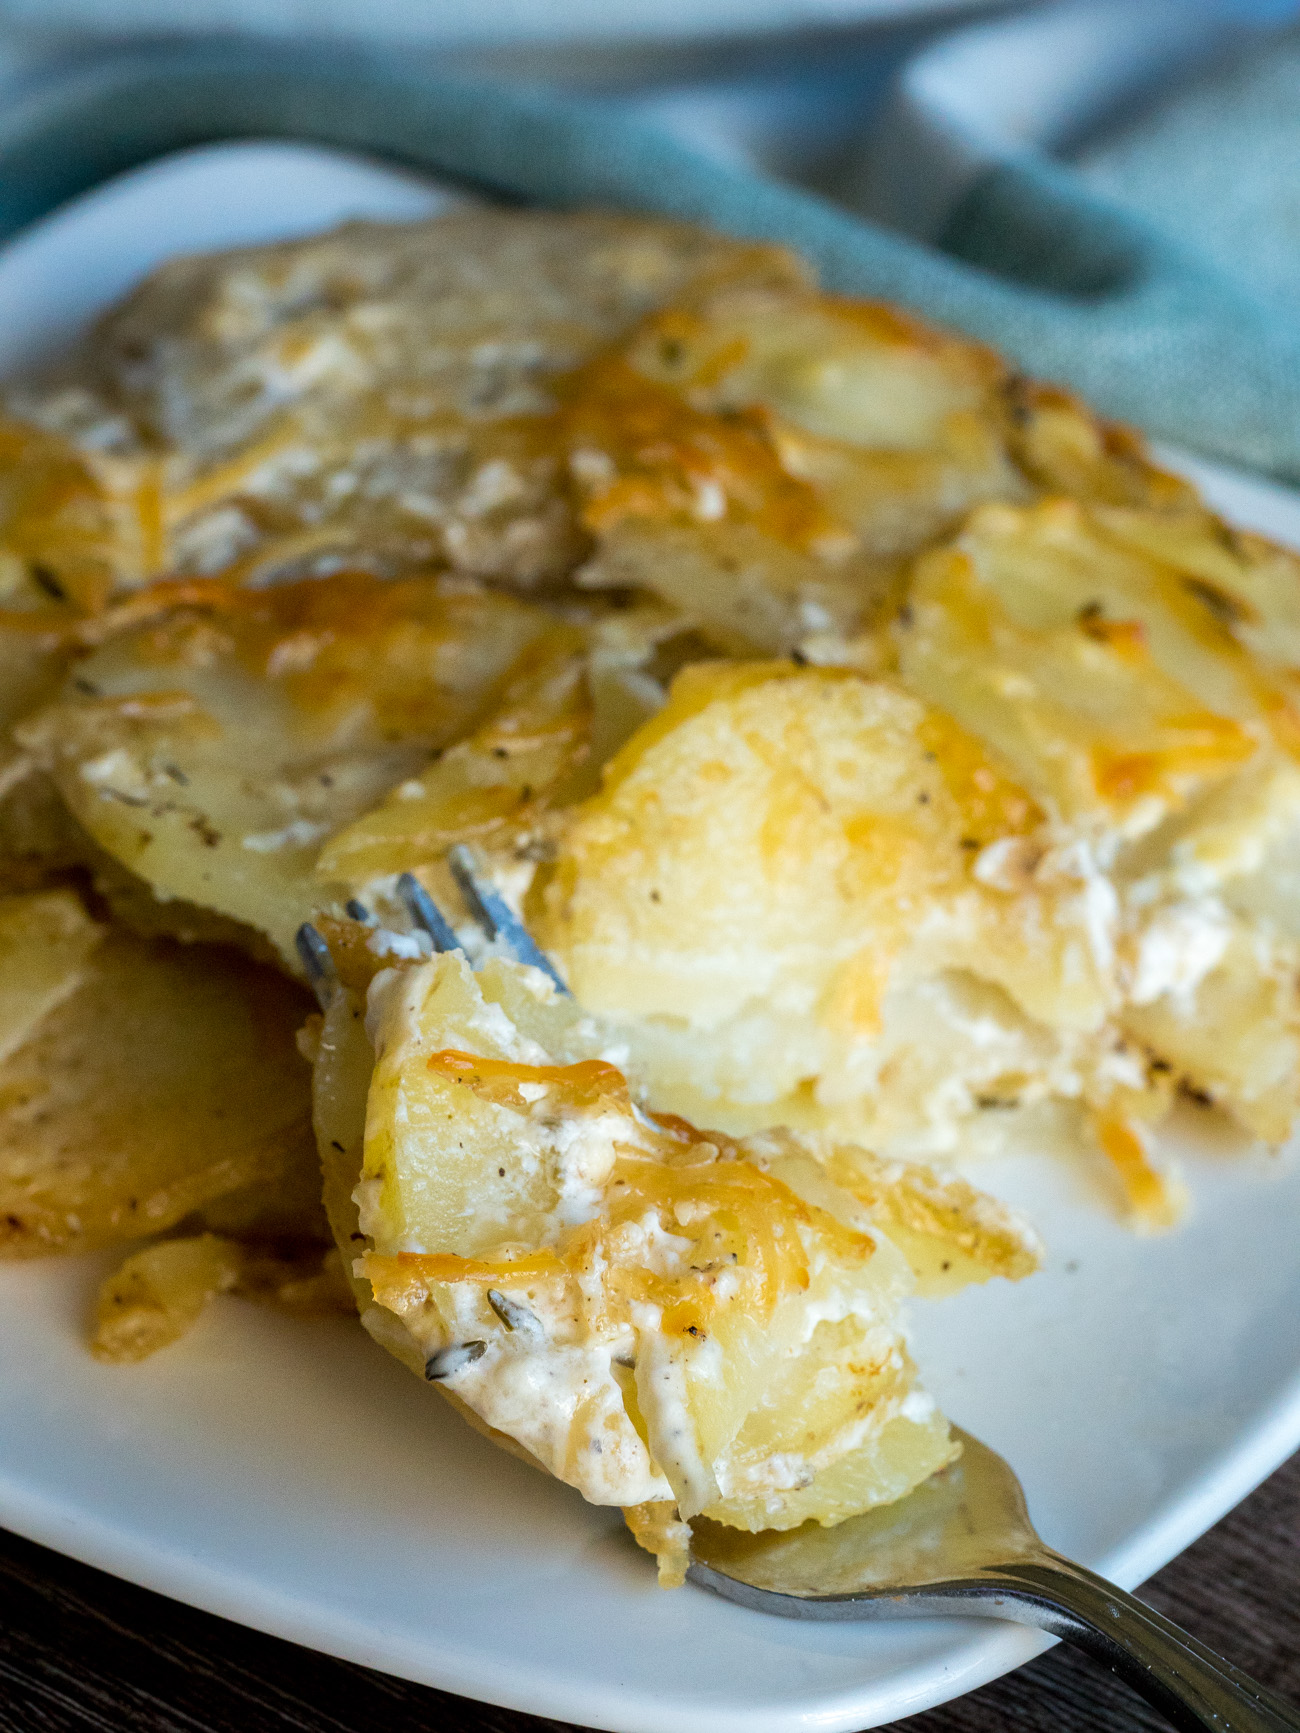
[1,1451,1295,1733]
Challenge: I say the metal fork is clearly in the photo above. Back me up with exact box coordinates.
[689,1427,1300,1733]
[296,845,569,1006]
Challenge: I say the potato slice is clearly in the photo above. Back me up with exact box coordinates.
[1122,925,1300,1145]
[764,1130,1042,1297]
[622,290,1024,545]
[6,212,804,590]
[19,572,550,968]
[565,290,1027,657]
[1105,756,1300,1143]
[0,923,316,1257]
[561,347,884,657]
[562,295,1195,664]
[1000,380,1196,511]
[534,661,1145,1158]
[897,501,1276,832]
[313,948,1038,1578]
[0,577,108,891]
[892,501,1300,1153]
[1091,503,1300,684]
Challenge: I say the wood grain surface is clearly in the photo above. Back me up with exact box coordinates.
[0,1450,1295,1733]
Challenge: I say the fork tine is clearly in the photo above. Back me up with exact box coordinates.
[396,872,460,953]
[446,844,569,995]
[295,923,338,1010]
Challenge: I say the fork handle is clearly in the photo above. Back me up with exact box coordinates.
[940,1552,1300,1733]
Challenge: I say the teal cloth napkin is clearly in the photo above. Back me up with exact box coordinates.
[1081,22,1300,325]
[0,40,1296,482]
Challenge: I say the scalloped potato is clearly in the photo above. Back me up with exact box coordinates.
[897,501,1300,1144]
[535,663,1143,1153]
[6,211,806,591]
[2,200,1299,1586]
[309,945,1038,1582]
[7,206,1294,1218]
[533,490,1300,1201]
[561,290,1192,659]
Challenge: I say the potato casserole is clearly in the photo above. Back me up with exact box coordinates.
[2,207,1296,1582]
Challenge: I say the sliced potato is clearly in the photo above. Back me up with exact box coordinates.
[621,290,1025,544]
[759,1129,1042,1297]
[534,661,1140,1157]
[1122,925,1300,1145]
[1000,380,1196,511]
[1091,501,1300,687]
[897,502,1270,833]
[890,500,1300,1154]
[565,290,1027,656]
[576,517,880,663]
[561,293,1196,664]
[527,654,1222,1209]
[0,579,108,890]
[561,344,885,656]
[0,417,160,609]
[19,572,550,968]
[0,926,315,1257]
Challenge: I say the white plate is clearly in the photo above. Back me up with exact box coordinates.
[1,140,1299,1733]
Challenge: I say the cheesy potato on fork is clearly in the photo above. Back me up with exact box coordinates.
[306,931,1036,1584]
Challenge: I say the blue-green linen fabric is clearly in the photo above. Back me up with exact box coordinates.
[0,41,1296,480]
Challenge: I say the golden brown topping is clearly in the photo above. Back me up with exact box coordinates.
[557,346,851,556]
